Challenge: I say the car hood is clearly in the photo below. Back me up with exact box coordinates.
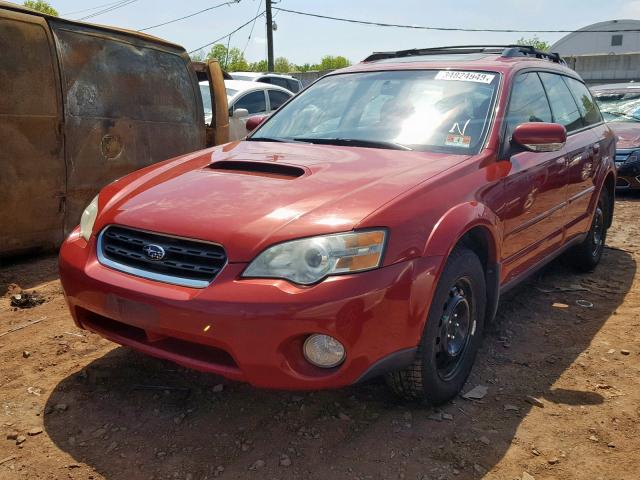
[98,141,466,262]
[608,122,640,149]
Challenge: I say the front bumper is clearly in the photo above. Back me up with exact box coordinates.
[59,229,440,390]
[615,149,640,189]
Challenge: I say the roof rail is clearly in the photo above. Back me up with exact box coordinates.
[363,45,565,65]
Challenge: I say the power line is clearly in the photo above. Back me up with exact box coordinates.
[79,0,138,20]
[242,0,263,56]
[274,7,640,34]
[139,0,241,32]
[188,11,266,54]
[62,1,126,16]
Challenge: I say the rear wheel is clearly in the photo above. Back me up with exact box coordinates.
[565,190,609,272]
[386,247,486,404]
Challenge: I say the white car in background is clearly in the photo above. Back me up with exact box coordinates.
[229,72,303,93]
[200,80,293,142]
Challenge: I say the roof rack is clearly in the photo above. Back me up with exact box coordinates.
[363,45,565,65]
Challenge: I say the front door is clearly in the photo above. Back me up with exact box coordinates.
[0,10,65,255]
[500,72,568,283]
[230,90,268,142]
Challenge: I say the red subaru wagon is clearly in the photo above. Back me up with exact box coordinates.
[59,45,616,404]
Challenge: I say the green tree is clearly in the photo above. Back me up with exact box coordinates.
[516,36,551,52]
[190,50,205,62]
[23,0,58,16]
[274,56,292,73]
[295,63,312,72]
[248,60,268,72]
[205,44,249,71]
[317,55,351,71]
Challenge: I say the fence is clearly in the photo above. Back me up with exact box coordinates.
[565,53,640,85]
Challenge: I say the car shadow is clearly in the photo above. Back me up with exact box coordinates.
[43,248,635,480]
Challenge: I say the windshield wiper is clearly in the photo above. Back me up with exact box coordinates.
[292,137,412,151]
[247,136,289,143]
[606,111,636,120]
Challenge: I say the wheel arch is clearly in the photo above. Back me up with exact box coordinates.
[423,203,502,326]
[603,171,615,229]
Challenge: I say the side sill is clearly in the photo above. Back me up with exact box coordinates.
[500,233,587,294]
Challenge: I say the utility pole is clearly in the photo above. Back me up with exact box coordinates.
[266,0,274,72]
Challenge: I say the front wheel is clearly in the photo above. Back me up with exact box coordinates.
[386,247,486,405]
[565,190,609,272]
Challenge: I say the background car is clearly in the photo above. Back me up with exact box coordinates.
[229,71,303,93]
[592,82,640,190]
[201,80,293,141]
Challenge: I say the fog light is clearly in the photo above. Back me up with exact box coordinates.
[303,334,345,368]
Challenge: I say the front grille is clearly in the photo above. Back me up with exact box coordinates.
[615,153,629,165]
[98,226,226,288]
[77,308,239,371]
[616,177,631,188]
[615,150,640,167]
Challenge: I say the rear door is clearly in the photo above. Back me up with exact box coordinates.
[500,72,568,282]
[267,89,292,112]
[561,76,611,239]
[0,10,65,255]
[538,73,598,240]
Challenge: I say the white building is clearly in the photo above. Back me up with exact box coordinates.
[551,19,640,56]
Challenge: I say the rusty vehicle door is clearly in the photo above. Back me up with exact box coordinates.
[192,60,230,146]
[49,21,207,235]
[0,9,65,255]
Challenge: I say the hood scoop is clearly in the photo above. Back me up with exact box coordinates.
[209,160,306,179]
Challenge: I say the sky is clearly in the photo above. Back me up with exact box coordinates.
[48,0,640,65]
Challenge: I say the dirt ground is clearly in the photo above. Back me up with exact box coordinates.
[1,195,638,480]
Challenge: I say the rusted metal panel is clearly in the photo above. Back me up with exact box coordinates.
[0,5,213,257]
[192,60,230,147]
[0,9,65,256]
[49,20,206,237]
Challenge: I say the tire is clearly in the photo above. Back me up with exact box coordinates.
[565,189,609,272]
[386,247,486,405]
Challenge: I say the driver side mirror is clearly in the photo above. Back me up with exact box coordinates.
[232,108,249,119]
[246,115,267,132]
[512,122,567,152]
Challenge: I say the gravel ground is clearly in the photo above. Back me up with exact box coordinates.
[0,194,639,480]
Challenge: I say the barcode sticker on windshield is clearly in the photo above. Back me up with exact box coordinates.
[435,71,496,84]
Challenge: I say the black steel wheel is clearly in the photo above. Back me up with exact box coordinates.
[565,189,610,272]
[387,247,486,405]
[435,280,474,381]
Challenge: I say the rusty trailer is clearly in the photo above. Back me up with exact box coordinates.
[0,1,228,257]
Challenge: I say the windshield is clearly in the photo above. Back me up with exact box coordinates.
[594,91,640,123]
[250,70,499,153]
[199,84,212,120]
[232,75,254,82]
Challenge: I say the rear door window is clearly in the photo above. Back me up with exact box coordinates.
[268,89,291,110]
[539,72,583,133]
[563,77,603,127]
[269,77,290,90]
[286,79,300,92]
[504,72,552,138]
[235,90,267,114]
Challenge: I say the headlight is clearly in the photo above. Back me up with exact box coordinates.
[80,195,99,241]
[242,230,387,285]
